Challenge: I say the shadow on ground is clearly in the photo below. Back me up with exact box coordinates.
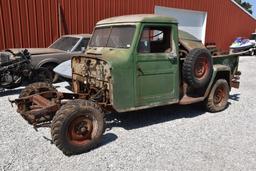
[106,93,240,131]
[99,133,118,147]
[19,92,239,156]
[106,103,206,131]
[229,93,240,101]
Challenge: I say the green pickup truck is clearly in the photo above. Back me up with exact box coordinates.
[13,14,241,155]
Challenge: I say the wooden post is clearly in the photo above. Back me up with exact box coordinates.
[58,0,62,36]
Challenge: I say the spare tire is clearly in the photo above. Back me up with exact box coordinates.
[182,48,213,89]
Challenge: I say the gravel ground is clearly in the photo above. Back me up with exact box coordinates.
[0,57,256,171]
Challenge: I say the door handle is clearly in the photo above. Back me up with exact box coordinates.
[168,53,178,63]
[137,66,144,75]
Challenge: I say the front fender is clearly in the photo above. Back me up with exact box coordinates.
[34,58,61,69]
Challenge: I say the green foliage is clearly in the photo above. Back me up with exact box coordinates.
[234,0,253,14]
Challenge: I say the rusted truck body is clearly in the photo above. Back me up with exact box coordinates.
[12,15,241,155]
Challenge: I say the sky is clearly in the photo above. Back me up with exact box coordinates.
[243,0,256,17]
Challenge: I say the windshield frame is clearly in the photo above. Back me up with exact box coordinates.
[88,24,137,49]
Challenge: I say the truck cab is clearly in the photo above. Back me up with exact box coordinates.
[73,15,183,112]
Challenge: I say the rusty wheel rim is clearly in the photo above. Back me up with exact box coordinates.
[194,57,209,80]
[68,116,93,145]
[213,85,226,106]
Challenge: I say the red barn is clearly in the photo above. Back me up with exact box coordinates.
[0,0,255,51]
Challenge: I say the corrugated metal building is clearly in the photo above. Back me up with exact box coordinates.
[0,0,255,51]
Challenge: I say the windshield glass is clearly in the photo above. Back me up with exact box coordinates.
[89,26,135,48]
[49,37,80,51]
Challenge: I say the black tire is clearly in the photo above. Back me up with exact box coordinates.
[51,99,105,155]
[32,67,53,83]
[42,63,59,83]
[19,82,56,98]
[183,48,213,88]
[205,79,229,113]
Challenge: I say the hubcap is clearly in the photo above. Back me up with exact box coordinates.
[68,116,93,145]
[194,57,209,79]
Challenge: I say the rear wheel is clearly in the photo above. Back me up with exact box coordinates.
[33,67,53,83]
[205,79,229,112]
[42,63,59,83]
[51,100,105,155]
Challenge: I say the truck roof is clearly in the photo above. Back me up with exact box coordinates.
[97,14,178,25]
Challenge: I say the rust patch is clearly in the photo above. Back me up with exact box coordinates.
[72,56,112,106]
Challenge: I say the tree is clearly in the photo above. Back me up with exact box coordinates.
[235,0,253,14]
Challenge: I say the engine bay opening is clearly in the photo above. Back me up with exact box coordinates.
[72,56,112,106]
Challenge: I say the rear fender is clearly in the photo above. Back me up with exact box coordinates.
[204,65,231,98]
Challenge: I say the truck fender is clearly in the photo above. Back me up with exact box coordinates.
[204,65,231,98]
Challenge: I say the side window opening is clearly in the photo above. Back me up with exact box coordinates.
[138,26,172,53]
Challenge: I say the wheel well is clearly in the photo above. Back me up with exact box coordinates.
[41,62,58,69]
[214,71,231,88]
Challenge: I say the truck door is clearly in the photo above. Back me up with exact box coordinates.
[135,24,179,107]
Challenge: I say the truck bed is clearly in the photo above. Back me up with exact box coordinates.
[212,53,240,75]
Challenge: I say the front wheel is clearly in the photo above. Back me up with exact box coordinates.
[51,100,105,155]
[42,63,59,83]
[32,67,53,83]
[205,79,229,113]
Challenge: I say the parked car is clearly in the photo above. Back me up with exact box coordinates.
[1,34,91,82]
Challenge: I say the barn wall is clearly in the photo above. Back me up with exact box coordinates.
[0,0,255,51]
